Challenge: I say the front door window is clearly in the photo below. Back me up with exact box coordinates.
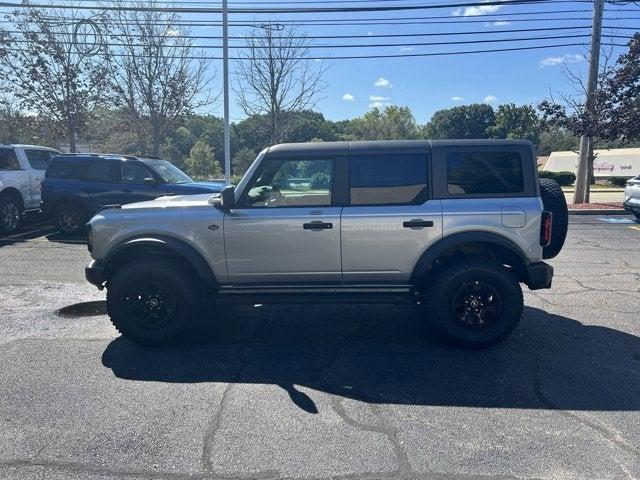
[241,158,334,208]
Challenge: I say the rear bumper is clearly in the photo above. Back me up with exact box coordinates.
[85,260,107,290]
[525,261,554,290]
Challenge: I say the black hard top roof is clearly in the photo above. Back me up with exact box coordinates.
[266,139,533,157]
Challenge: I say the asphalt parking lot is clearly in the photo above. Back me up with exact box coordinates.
[1,215,639,480]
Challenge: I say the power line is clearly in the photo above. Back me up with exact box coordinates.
[0,41,595,59]
[8,32,620,48]
[0,0,586,14]
[0,24,602,39]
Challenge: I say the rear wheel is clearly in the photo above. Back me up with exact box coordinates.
[424,257,523,348]
[54,202,85,234]
[634,212,640,221]
[0,195,23,234]
[539,178,568,259]
[106,258,203,346]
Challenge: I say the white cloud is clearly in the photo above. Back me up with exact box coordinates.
[374,77,392,88]
[485,20,512,26]
[539,53,585,68]
[369,95,390,101]
[483,95,498,104]
[342,93,355,102]
[367,31,373,36]
[164,29,181,37]
[455,0,503,17]
[399,46,415,52]
[451,96,464,101]
[369,101,392,109]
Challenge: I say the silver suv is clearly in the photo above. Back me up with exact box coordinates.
[85,140,568,348]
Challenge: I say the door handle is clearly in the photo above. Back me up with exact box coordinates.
[303,220,333,230]
[403,219,434,229]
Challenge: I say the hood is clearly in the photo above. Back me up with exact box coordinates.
[121,192,219,210]
[171,181,225,193]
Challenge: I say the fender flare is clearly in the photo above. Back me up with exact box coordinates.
[411,231,528,282]
[104,235,218,288]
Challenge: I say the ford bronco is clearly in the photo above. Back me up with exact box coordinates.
[85,140,568,348]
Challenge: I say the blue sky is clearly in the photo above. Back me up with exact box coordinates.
[2,0,639,123]
[211,0,640,123]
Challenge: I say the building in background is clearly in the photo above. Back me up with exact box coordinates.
[543,148,640,178]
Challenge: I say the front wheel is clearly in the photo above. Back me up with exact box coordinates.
[106,259,203,346]
[424,258,523,348]
[0,196,23,234]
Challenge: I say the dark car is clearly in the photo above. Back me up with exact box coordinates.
[42,154,224,234]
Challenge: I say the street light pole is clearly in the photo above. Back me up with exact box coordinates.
[222,0,231,184]
[573,0,605,204]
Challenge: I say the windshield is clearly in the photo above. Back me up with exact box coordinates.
[146,159,193,184]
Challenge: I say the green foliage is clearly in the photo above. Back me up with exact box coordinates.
[488,103,541,144]
[425,104,495,139]
[538,170,576,186]
[608,176,630,187]
[232,147,257,176]
[342,106,418,140]
[537,127,578,156]
[310,172,331,189]
[185,141,222,180]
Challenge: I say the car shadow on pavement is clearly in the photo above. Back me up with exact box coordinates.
[101,305,640,413]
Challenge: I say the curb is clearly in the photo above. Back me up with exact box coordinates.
[562,189,624,193]
[568,209,629,215]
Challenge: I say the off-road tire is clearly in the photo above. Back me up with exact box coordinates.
[539,178,568,259]
[425,257,523,348]
[106,258,203,346]
[54,202,85,235]
[0,195,23,234]
[634,211,640,221]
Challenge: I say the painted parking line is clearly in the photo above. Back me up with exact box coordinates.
[596,217,635,224]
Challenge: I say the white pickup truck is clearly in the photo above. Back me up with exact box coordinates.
[0,144,60,234]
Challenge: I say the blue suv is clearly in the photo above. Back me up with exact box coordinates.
[42,154,224,234]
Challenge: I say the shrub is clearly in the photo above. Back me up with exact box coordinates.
[608,176,629,187]
[538,170,576,186]
[310,172,331,189]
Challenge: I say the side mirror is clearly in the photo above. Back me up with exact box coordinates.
[142,177,158,186]
[213,185,236,209]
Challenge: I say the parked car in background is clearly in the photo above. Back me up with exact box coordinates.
[42,154,224,234]
[0,144,60,234]
[624,174,640,220]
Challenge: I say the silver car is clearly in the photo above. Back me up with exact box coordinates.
[624,174,640,220]
[85,140,568,348]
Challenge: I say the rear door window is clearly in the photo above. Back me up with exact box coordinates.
[0,148,20,171]
[349,154,427,205]
[446,151,524,195]
[25,149,57,170]
[47,160,111,182]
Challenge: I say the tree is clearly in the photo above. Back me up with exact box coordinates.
[538,37,640,201]
[425,104,495,139]
[185,141,221,179]
[600,33,640,142]
[232,147,257,176]
[0,9,110,151]
[537,127,579,156]
[488,104,541,144]
[107,1,212,156]
[341,106,418,140]
[234,24,326,144]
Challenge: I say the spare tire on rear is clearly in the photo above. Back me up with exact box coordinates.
[539,178,568,259]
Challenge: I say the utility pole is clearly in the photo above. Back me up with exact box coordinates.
[573,0,604,204]
[222,0,231,184]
